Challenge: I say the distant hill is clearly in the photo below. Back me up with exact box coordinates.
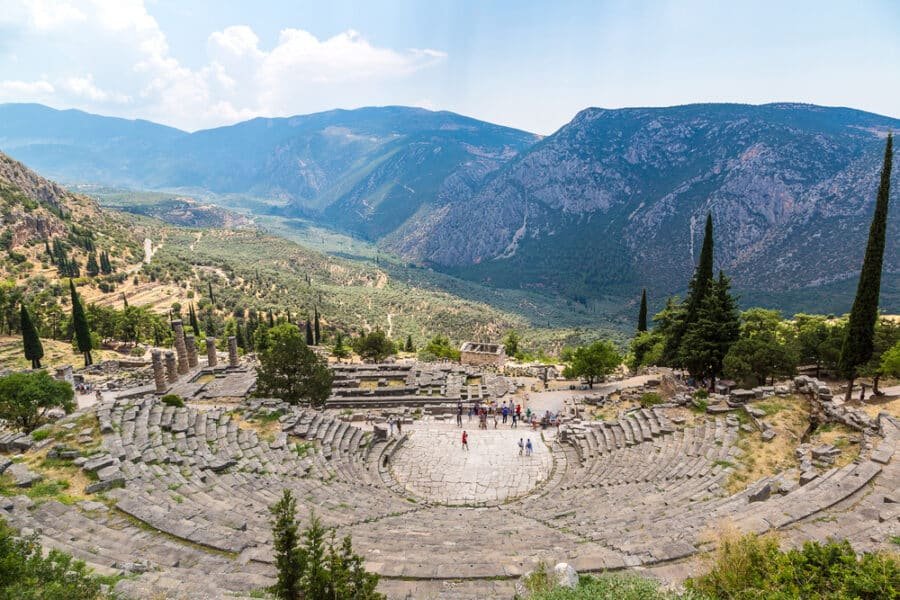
[0,151,140,281]
[1,102,897,315]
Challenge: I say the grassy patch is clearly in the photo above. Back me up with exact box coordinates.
[31,429,51,442]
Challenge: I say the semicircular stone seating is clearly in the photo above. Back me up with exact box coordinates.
[1,397,895,599]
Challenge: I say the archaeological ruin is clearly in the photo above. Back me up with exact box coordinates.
[0,342,897,599]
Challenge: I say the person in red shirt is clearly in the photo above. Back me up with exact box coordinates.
[462,431,469,451]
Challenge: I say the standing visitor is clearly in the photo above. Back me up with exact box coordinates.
[518,438,524,456]
[456,402,463,427]
[526,438,533,457]
[388,417,395,436]
[502,403,509,424]
[462,431,469,451]
[396,418,402,435]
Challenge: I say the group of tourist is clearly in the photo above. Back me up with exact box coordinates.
[457,399,526,429]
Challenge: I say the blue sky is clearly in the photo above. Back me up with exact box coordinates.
[1,0,899,134]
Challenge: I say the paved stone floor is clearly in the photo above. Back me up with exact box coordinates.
[390,422,553,505]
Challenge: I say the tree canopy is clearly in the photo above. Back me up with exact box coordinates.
[352,329,396,363]
[563,340,622,388]
[20,303,44,369]
[256,324,333,407]
[0,370,75,433]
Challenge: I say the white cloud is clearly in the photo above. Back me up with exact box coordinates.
[0,79,55,96]
[0,0,446,129]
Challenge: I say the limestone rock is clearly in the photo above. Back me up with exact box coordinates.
[553,563,578,589]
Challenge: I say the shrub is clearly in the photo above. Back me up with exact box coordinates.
[686,532,899,600]
[639,392,663,407]
[31,429,51,442]
[527,566,708,599]
[160,394,185,408]
[693,389,709,399]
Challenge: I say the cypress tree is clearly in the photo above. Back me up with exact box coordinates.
[305,318,314,346]
[637,289,648,332]
[20,304,44,369]
[208,281,215,305]
[840,134,893,400]
[70,280,93,366]
[122,293,129,309]
[663,213,715,365]
[189,303,200,336]
[313,307,321,345]
[268,310,275,328]
[44,239,51,258]
[405,335,414,352]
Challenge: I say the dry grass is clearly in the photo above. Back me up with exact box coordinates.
[860,394,900,420]
[726,395,809,494]
[809,423,861,468]
[0,335,121,371]
[231,412,281,441]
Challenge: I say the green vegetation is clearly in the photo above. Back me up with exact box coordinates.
[882,340,900,377]
[524,567,708,600]
[420,335,460,362]
[840,134,893,400]
[270,489,383,600]
[256,324,333,406]
[0,518,115,599]
[637,288,648,333]
[331,332,350,362]
[0,370,74,432]
[562,340,621,388]
[686,533,899,600]
[639,392,663,408]
[160,394,185,408]
[352,329,396,363]
[20,303,43,368]
[69,280,93,367]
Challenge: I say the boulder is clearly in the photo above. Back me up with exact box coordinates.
[553,563,579,589]
[748,483,772,503]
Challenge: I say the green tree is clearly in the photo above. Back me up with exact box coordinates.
[352,329,396,363]
[795,314,844,378]
[664,213,714,364]
[332,332,350,362]
[724,309,799,387]
[256,324,333,406]
[0,370,75,433]
[271,490,303,600]
[880,340,900,377]
[20,304,44,369]
[0,520,106,599]
[630,330,663,370]
[85,253,99,277]
[188,303,200,336]
[69,280,93,366]
[562,340,622,388]
[503,330,521,358]
[404,334,414,353]
[314,307,321,345]
[862,318,900,394]
[678,272,740,384]
[305,318,315,346]
[421,335,461,361]
[269,490,384,600]
[637,289,648,332]
[840,133,893,400]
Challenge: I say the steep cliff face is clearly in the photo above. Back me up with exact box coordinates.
[383,104,898,305]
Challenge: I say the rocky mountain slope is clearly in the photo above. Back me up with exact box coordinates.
[387,103,899,309]
[1,102,897,313]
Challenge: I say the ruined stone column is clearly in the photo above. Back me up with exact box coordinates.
[151,350,167,393]
[206,337,217,367]
[172,319,189,375]
[185,334,199,369]
[164,351,178,384]
[227,335,239,368]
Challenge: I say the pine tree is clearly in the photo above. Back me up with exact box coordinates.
[270,490,302,600]
[313,307,321,345]
[840,134,893,400]
[20,304,43,369]
[70,280,93,366]
[637,289,648,332]
[679,272,740,385]
[305,319,314,346]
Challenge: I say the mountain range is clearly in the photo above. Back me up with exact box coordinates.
[1,102,897,314]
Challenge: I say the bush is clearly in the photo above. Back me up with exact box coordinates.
[693,389,709,399]
[31,429,51,442]
[686,533,899,600]
[639,392,663,407]
[160,394,185,408]
[527,567,708,600]
[0,519,110,598]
